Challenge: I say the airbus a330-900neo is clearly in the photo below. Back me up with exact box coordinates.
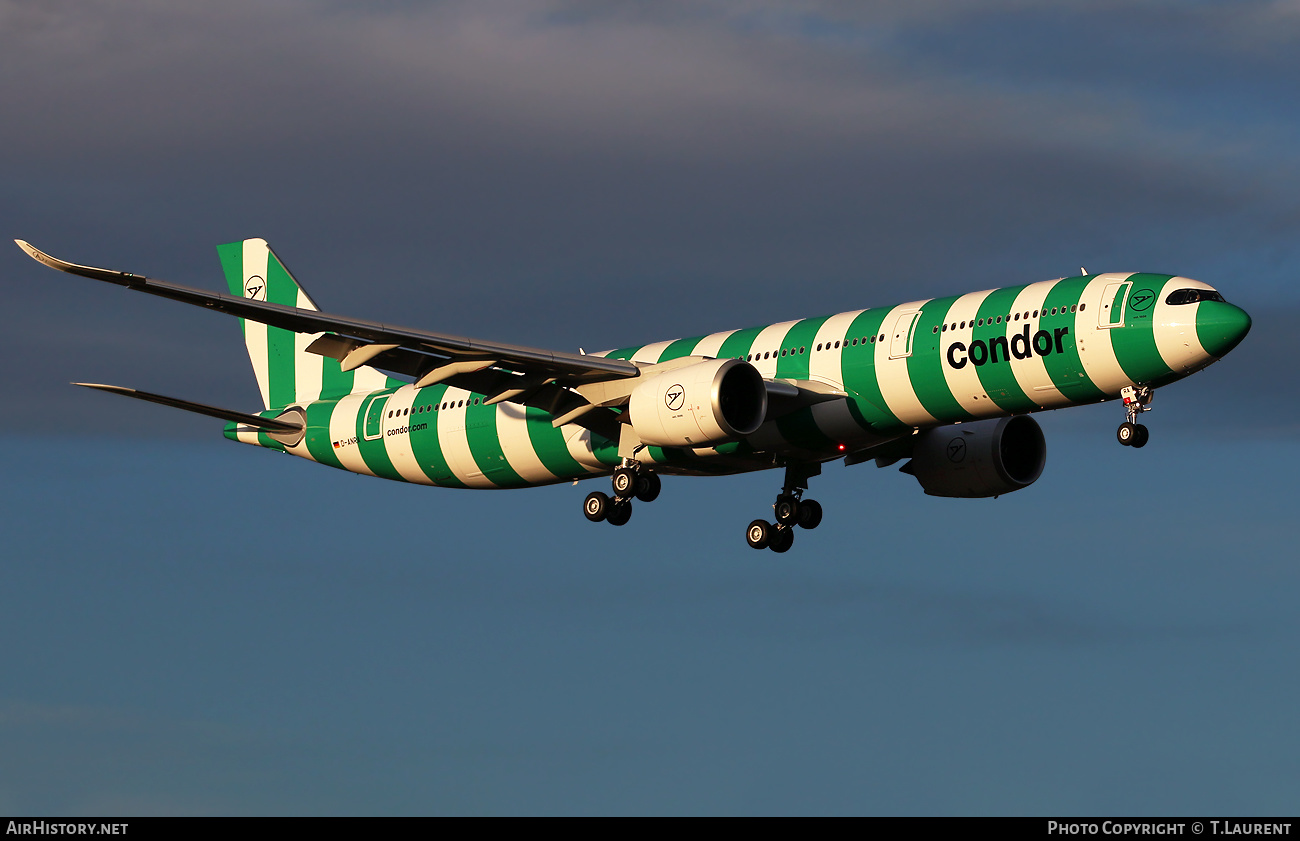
[17,239,1251,552]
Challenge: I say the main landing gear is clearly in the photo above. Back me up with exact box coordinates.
[1116,385,1153,449]
[583,460,661,527]
[746,463,823,553]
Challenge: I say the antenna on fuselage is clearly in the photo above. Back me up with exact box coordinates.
[1080,266,1088,275]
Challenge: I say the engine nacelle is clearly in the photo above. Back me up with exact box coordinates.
[906,415,1046,498]
[628,358,767,447]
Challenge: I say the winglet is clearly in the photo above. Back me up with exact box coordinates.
[15,240,142,286]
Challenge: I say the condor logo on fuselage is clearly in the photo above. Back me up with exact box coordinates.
[946,325,1070,370]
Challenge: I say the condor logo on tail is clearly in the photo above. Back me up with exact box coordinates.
[946,326,1070,370]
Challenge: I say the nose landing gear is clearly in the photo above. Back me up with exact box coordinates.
[1117,385,1153,448]
[582,459,662,527]
[746,463,823,552]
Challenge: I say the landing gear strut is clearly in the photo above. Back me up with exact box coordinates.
[746,463,823,552]
[1117,385,1153,449]
[583,459,661,527]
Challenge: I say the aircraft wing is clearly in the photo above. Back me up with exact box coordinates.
[19,241,861,440]
[16,240,640,388]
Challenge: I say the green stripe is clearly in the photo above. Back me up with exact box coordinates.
[304,398,344,469]
[525,406,587,478]
[410,385,465,488]
[775,316,829,379]
[908,297,972,422]
[844,396,892,430]
[1111,273,1175,385]
[840,309,900,427]
[660,335,706,362]
[1041,278,1106,400]
[320,355,356,401]
[971,286,1037,413]
[465,398,524,487]
[717,326,766,361]
[604,345,643,361]
[591,435,620,468]
[216,243,244,296]
[264,257,299,409]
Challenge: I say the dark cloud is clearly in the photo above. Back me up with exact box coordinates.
[2,1,1296,435]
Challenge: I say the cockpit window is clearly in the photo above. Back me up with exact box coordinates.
[1166,288,1225,305]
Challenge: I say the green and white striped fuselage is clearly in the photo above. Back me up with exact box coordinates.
[226,272,1243,488]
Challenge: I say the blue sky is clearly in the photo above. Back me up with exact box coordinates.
[1,1,1298,815]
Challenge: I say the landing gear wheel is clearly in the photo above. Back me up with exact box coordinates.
[770,526,795,553]
[635,473,661,503]
[606,498,632,526]
[796,499,823,530]
[583,491,610,522]
[774,495,801,526]
[1118,385,1155,449]
[746,519,773,550]
[612,467,637,497]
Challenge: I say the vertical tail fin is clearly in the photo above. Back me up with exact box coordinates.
[216,238,400,408]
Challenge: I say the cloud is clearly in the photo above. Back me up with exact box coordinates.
[2,1,1296,435]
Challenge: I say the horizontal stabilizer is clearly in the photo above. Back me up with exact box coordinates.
[72,383,303,432]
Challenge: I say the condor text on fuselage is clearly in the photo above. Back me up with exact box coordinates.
[946,323,1072,369]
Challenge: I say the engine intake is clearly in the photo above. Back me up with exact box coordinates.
[628,358,766,447]
[906,415,1046,498]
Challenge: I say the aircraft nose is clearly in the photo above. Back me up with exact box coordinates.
[1197,300,1252,358]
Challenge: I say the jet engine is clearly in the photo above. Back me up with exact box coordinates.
[627,358,767,447]
[904,415,1046,498]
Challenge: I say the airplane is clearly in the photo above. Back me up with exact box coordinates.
[16,238,1252,552]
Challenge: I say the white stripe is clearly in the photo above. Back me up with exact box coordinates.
[691,329,737,359]
[1076,274,1135,395]
[1006,280,1068,408]
[242,240,271,408]
[331,392,377,477]
[564,426,606,472]
[380,385,432,485]
[494,402,560,485]
[874,302,936,426]
[436,389,497,488]
[633,340,675,364]
[350,366,391,394]
[1153,276,1212,371]
[748,321,798,378]
[809,309,865,389]
[937,290,997,417]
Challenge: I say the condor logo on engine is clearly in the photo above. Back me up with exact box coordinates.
[664,384,685,411]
